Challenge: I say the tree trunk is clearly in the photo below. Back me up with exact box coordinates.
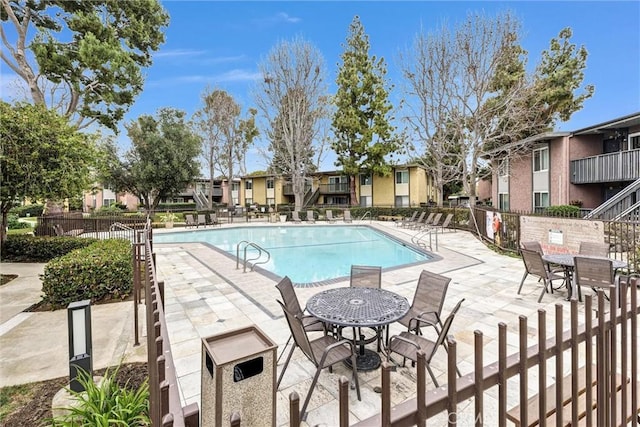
[349,175,358,206]
[208,164,214,209]
[0,206,10,247]
[292,173,305,212]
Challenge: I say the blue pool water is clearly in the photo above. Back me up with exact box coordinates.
[154,225,431,284]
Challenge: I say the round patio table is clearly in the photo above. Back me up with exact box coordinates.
[306,287,409,371]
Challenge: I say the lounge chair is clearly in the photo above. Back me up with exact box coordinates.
[292,211,302,224]
[197,214,207,227]
[325,210,336,223]
[387,298,465,387]
[185,214,197,228]
[343,209,353,223]
[53,224,84,237]
[416,212,442,230]
[403,211,425,229]
[208,213,219,227]
[306,210,316,224]
[397,211,418,227]
[431,213,454,233]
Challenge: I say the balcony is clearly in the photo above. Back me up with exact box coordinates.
[571,149,640,184]
[319,183,350,194]
[282,183,312,195]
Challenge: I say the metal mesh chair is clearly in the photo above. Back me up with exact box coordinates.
[275,276,326,364]
[276,300,361,421]
[397,211,418,228]
[387,298,465,387]
[306,210,316,224]
[326,210,336,223]
[343,209,353,223]
[350,265,382,288]
[579,241,609,257]
[517,248,565,302]
[397,270,451,335]
[574,256,614,302]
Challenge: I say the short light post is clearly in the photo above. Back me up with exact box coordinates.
[67,300,93,392]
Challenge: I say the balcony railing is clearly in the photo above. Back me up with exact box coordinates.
[318,183,350,194]
[571,149,640,184]
[282,184,312,195]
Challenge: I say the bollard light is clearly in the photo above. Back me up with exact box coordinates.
[67,299,93,392]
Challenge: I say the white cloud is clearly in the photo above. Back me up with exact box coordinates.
[276,12,301,24]
[253,12,302,27]
[215,69,262,82]
[147,69,261,87]
[155,49,207,58]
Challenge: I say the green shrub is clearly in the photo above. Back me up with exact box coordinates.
[545,205,581,217]
[9,204,44,218]
[41,239,132,308]
[50,366,149,426]
[156,202,196,211]
[7,214,31,230]
[1,235,98,262]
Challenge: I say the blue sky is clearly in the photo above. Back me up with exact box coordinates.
[3,1,640,174]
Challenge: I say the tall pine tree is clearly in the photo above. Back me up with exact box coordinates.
[332,16,403,206]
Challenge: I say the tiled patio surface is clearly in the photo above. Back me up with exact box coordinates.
[154,220,590,426]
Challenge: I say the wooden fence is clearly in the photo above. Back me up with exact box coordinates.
[230,280,639,426]
[134,223,200,426]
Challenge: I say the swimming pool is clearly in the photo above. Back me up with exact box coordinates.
[154,225,431,284]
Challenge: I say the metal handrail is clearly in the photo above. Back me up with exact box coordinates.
[109,222,134,231]
[412,228,438,251]
[236,240,271,272]
[359,211,372,222]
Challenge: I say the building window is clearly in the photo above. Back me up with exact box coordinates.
[360,196,372,207]
[326,196,348,205]
[266,198,275,207]
[266,178,274,189]
[534,192,549,210]
[232,182,240,192]
[395,170,409,184]
[629,132,640,150]
[395,195,409,207]
[360,174,372,186]
[245,180,253,190]
[498,194,509,211]
[103,198,115,207]
[533,147,549,172]
[245,198,253,206]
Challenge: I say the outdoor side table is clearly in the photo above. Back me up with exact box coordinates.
[306,287,410,371]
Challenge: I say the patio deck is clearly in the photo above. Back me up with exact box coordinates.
[153,221,591,426]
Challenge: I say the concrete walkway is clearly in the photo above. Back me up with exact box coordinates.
[0,263,146,387]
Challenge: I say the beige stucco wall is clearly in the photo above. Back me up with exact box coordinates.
[520,215,605,254]
[372,174,395,206]
[409,167,427,206]
[251,177,267,205]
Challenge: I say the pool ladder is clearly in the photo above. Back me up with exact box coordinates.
[236,240,271,272]
[358,211,372,222]
[412,228,438,251]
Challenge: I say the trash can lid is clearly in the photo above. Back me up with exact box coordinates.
[203,326,276,365]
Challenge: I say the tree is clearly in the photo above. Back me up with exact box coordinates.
[1,0,169,131]
[0,101,97,243]
[194,88,258,208]
[332,16,403,206]
[255,37,329,211]
[101,108,201,212]
[400,12,593,205]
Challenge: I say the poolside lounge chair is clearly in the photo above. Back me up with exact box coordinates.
[387,298,464,387]
[403,211,425,229]
[343,209,353,223]
[431,213,454,233]
[415,212,441,230]
[397,211,418,227]
[185,214,197,228]
[197,214,207,227]
[325,210,336,223]
[292,211,302,224]
[276,300,361,421]
[517,248,565,302]
[306,210,316,224]
[53,224,84,237]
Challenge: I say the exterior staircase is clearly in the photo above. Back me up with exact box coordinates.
[585,177,640,221]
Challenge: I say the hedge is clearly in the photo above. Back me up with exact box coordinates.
[1,235,98,262]
[9,204,45,217]
[41,239,133,309]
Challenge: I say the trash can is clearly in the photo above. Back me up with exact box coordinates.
[201,325,277,427]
